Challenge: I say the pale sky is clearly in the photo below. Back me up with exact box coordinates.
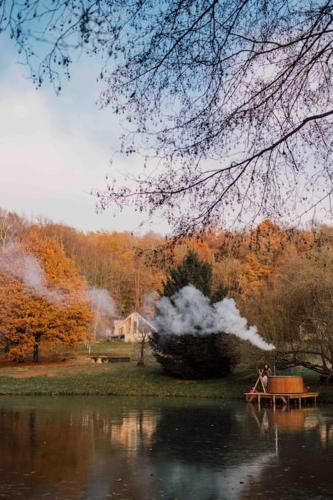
[0,39,169,234]
[1,37,331,234]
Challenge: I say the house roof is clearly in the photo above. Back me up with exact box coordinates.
[123,312,157,333]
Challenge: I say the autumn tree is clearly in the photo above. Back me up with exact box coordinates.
[0,228,93,362]
[0,208,27,247]
[3,206,333,374]
[39,224,164,317]
[263,248,333,378]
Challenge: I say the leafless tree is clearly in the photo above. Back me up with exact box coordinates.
[2,1,333,234]
[0,209,27,247]
[259,246,333,378]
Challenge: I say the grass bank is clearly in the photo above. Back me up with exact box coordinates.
[0,342,331,402]
[0,369,250,398]
[0,341,251,398]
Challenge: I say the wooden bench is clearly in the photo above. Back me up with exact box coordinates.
[90,355,131,364]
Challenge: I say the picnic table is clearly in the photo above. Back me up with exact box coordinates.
[90,354,131,364]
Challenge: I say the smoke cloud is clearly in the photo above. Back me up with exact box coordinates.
[0,242,44,290]
[88,288,117,317]
[154,285,275,351]
[0,242,64,302]
[0,243,117,319]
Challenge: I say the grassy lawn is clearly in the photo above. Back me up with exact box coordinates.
[0,368,250,398]
[0,341,251,398]
[0,341,331,402]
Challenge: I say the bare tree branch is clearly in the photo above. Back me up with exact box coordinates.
[1,0,333,234]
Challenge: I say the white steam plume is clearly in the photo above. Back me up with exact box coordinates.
[0,242,64,302]
[154,285,275,351]
[0,243,118,317]
[88,288,117,317]
[88,288,117,339]
[0,242,45,291]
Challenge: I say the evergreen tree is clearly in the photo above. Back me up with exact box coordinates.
[151,250,239,379]
[163,250,212,298]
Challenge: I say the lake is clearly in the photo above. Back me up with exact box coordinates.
[0,397,332,499]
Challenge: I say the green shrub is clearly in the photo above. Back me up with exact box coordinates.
[151,331,240,379]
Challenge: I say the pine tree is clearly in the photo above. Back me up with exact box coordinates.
[163,250,212,298]
[151,250,239,379]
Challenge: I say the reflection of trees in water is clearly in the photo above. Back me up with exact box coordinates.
[242,407,333,500]
[79,408,161,499]
[152,406,236,462]
[151,451,276,500]
[1,400,333,499]
[152,406,270,463]
[320,420,333,446]
[109,412,157,453]
[0,407,95,498]
[0,402,161,500]
[83,404,276,499]
[149,406,276,500]
[149,405,333,500]
[89,409,158,454]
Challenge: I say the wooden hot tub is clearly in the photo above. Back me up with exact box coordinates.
[267,375,305,394]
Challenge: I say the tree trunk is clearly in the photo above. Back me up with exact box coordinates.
[276,351,333,378]
[4,341,10,354]
[137,336,146,367]
[33,335,41,363]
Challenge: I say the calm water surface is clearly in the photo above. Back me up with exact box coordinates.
[0,397,332,499]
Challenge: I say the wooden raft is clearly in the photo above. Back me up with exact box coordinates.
[90,355,131,364]
[245,373,319,407]
[244,391,319,408]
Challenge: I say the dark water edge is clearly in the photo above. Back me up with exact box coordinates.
[0,396,332,500]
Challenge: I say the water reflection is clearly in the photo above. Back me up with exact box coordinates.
[249,405,323,435]
[0,404,96,498]
[0,398,332,499]
[245,406,333,499]
[249,403,333,448]
[110,413,157,453]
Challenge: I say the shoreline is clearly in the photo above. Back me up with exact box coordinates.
[0,371,330,403]
[0,342,331,402]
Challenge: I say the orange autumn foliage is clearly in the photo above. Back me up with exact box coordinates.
[0,228,93,361]
[36,217,327,315]
[239,253,272,296]
[38,224,165,315]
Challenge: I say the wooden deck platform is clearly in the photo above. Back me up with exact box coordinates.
[245,391,319,408]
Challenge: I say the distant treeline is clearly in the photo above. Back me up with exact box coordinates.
[1,208,333,373]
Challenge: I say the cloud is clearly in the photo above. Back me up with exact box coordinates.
[0,48,169,233]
